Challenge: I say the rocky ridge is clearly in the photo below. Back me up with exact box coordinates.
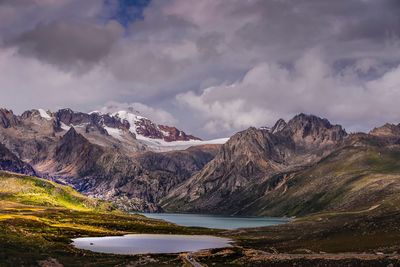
[0,142,36,176]
[1,106,400,217]
[0,107,219,211]
[162,114,349,214]
[163,117,400,216]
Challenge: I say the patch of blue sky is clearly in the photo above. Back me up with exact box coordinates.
[102,0,151,28]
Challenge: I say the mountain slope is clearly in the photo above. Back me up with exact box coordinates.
[33,127,220,211]
[68,144,220,212]
[0,143,35,176]
[226,140,400,217]
[162,114,350,214]
[163,120,400,217]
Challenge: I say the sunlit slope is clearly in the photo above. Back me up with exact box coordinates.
[0,171,110,211]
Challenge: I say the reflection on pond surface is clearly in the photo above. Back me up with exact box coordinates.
[72,234,232,255]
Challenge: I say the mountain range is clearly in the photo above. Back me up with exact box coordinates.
[1,107,400,217]
[0,107,223,211]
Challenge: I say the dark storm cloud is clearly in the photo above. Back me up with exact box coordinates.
[6,20,123,69]
[335,1,400,42]
[0,0,400,138]
[0,0,102,37]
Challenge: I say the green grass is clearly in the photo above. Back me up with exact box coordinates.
[258,146,400,217]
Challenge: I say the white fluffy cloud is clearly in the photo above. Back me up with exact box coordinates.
[0,48,132,113]
[177,49,400,134]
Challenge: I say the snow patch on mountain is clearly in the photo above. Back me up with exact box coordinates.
[60,122,71,131]
[137,136,229,152]
[112,110,144,134]
[74,109,228,151]
[38,109,52,120]
[104,126,124,141]
[109,110,228,150]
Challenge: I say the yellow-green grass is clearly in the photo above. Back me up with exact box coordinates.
[0,171,111,211]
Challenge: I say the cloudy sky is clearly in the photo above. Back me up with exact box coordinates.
[0,0,400,138]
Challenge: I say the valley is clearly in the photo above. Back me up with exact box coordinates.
[1,171,399,266]
[1,108,400,265]
[2,2,399,265]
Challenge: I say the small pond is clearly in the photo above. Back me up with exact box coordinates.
[72,234,232,255]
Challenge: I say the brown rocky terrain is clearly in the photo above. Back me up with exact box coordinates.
[2,107,400,220]
[0,143,35,175]
[162,114,348,214]
[34,127,218,212]
[370,122,400,138]
[0,108,216,211]
[161,115,400,223]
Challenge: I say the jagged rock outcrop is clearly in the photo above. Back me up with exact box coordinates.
[271,118,287,134]
[0,143,35,175]
[158,125,202,142]
[0,110,57,164]
[370,123,400,138]
[278,114,347,148]
[0,109,19,128]
[116,112,202,142]
[55,109,131,132]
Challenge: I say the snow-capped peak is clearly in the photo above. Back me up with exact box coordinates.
[81,108,228,151]
[113,110,146,134]
[108,110,229,150]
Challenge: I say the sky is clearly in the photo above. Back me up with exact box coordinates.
[0,0,400,138]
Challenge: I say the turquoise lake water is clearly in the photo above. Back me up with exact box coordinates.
[139,213,290,230]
